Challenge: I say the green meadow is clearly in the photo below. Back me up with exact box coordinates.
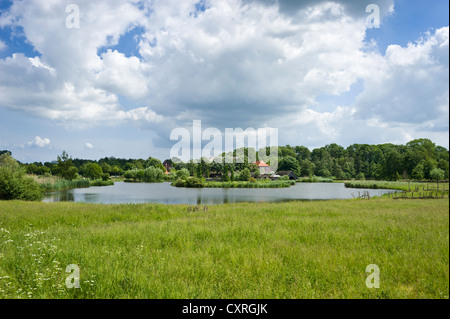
[0,198,448,299]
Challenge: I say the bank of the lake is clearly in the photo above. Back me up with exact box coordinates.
[43,182,398,205]
[0,198,448,299]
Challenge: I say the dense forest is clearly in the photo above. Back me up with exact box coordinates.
[1,138,449,181]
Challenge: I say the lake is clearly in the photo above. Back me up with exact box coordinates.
[42,182,397,205]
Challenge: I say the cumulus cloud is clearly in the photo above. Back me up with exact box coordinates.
[28,136,51,148]
[85,142,94,149]
[354,27,449,127]
[0,0,448,150]
[248,0,395,19]
[0,0,161,127]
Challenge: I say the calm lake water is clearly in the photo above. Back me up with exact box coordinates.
[43,182,397,205]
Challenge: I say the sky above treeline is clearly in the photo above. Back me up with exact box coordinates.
[0,0,448,163]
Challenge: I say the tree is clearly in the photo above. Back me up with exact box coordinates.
[0,153,18,168]
[278,156,300,173]
[196,163,203,178]
[437,159,449,179]
[100,162,112,174]
[300,160,315,177]
[423,158,437,180]
[65,166,79,181]
[430,168,445,190]
[54,151,78,181]
[411,163,424,180]
[0,154,43,201]
[143,167,165,182]
[294,146,311,162]
[240,168,251,181]
[381,148,402,181]
[176,168,190,180]
[146,157,165,171]
[81,163,103,180]
[222,165,230,182]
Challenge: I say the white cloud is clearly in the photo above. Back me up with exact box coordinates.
[28,136,51,148]
[0,40,6,51]
[354,27,449,126]
[85,142,94,149]
[0,0,448,151]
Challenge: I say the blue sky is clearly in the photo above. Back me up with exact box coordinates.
[0,0,448,163]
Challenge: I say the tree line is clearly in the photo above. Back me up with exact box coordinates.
[1,138,448,182]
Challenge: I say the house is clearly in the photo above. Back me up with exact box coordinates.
[277,171,298,180]
[253,160,271,174]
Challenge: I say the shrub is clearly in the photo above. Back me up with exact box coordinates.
[90,180,114,187]
[101,173,110,181]
[176,168,190,180]
[240,168,251,181]
[0,155,43,201]
[171,177,205,188]
[124,167,165,182]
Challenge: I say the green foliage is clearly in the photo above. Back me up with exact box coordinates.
[53,151,78,181]
[25,163,51,175]
[279,155,299,173]
[101,173,110,181]
[411,163,425,180]
[430,168,445,182]
[176,168,190,180]
[430,168,445,190]
[38,179,90,191]
[124,167,165,183]
[0,154,43,201]
[204,180,295,188]
[145,157,165,171]
[240,168,251,181]
[299,176,334,183]
[172,177,206,188]
[300,160,315,177]
[81,163,103,180]
[90,180,114,187]
[222,165,230,182]
[14,138,450,184]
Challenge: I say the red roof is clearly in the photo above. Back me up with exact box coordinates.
[253,160,269,167]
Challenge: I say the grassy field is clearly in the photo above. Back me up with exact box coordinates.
[0,198,448,299]
[343,180,449,192]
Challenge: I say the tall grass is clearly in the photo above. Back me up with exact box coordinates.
[0,199,448,299]
[205,180,296,188]
[298,176,334,183]
[344,180,449,193]
[89,180,114,187]
[37,178,90,191]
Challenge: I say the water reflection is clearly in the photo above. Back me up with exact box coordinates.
[43,182,398,205]
[45,189,75,202]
